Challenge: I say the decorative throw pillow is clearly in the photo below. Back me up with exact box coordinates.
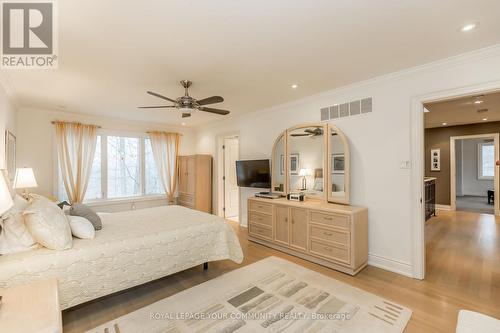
[23,196,72,250]
[70,204,102,230]
[68,216,95,239]
[0,195,37,255]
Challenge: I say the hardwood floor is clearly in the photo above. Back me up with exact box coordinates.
[63,211,500,332]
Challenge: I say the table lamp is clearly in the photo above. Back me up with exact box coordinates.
[299,168,313,190]
[13,168,38,199]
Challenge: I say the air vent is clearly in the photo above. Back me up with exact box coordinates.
[320,107,329,121]
[320,97,372,121]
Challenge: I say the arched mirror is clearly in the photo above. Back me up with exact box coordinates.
[287,125,326,199]
[328,125,350,204]
[271,133,286,193]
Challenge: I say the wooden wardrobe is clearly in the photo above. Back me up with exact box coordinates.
[177,154,212,213]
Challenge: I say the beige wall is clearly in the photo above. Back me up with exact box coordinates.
[425,121,500,205]
[0,84,17,170]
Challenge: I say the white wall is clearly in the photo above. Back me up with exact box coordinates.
[0,84,17,170]
[458,138,494,196]
[194,44,500,277]
[16,108,196,211]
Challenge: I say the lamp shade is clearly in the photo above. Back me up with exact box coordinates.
[299,168,313,177]
[13,168,38,189]
[0,173,13,215]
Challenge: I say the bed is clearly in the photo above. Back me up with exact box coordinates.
[0,205,243,309]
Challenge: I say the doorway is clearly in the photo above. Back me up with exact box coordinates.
[450,134,498,214]
[416,88,500,280]
[222,136,239,222]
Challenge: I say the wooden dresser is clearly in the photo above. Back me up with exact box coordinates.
[247,197,368,275]
[177,154,212,213]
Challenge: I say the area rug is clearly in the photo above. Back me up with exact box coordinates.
[87,257,411,333]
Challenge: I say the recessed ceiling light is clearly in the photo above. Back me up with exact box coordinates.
[291,84,299,89]
[474,100,483,104]
[181,122,186,126]
[442,122,447,126]
[461,23,477,32]
[482,118,488,121]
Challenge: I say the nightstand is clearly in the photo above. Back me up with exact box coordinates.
[0,279,62,333]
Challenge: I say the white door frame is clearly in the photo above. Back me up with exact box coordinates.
[450,134,499,214]
[410,80,500,280]
[216,132,240,218]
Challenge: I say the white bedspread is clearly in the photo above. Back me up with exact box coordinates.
[0,205,243,309]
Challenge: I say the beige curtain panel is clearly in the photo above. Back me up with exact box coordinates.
[54,122,98,204]
[149,132,180,202]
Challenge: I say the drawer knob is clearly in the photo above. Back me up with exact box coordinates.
[323,217,333,221]
[324,246,333,252]
[323,232,333,236]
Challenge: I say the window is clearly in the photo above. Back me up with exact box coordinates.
[107,136,140,198]
[478,142,494,180]
[58,133,165,201]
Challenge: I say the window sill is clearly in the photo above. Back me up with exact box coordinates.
[84,195,168,207]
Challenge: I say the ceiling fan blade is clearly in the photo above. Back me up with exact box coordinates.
[182,113,191,118]
[147,91,177,103]
[198,107,230,115]
[197,96,224,106]
[291,134,309,137]
[138,105,176,109]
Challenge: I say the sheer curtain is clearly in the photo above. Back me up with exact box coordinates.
[54,122,98,204]
[149,132,180,202]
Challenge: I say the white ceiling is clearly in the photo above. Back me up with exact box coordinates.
[425,90,500,128]
[3,0,500,127]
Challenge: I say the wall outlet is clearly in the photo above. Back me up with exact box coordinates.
[401,160,411,169]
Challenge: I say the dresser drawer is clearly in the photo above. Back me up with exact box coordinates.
[310,225,349,245]
[249,201,273,215]
[249,212,272,227]
[309,240,350,264]
[249,224,272,240]
[310,211,350,229]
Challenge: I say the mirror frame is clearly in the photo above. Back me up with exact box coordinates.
[327,123,350,205]
[270,123,350,205]
[286,123,328,200]
[271,131,287,194]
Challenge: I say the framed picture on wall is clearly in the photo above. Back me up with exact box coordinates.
[290,154,299,175]
[431,148,440,171]
[5,130,16,180]
[332,154,345,174]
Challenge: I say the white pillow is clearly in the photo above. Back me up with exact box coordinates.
[68,216,95,239]
[23,196,72,250]
[0,195,37,255]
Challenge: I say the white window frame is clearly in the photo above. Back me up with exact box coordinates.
[56,129,166,203]
[477,142,494,180]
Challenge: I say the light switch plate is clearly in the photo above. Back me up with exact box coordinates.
[401,160,411,169]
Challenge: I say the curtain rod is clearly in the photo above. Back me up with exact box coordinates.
[51,121,102,129]
[146,131,183,136]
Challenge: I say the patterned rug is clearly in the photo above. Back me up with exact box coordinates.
[88,257,411,333]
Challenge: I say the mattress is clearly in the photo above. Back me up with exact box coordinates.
[0,205,243,309]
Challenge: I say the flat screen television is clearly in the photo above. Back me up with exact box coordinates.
[235,159,271,188]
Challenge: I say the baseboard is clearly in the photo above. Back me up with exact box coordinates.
[435,204,452,211]
[368,254,413,278]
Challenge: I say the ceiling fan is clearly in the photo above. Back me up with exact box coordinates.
[139,80,230,118]
[291,127,324,137]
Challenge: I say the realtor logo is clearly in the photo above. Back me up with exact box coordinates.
[1,0,57,68]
